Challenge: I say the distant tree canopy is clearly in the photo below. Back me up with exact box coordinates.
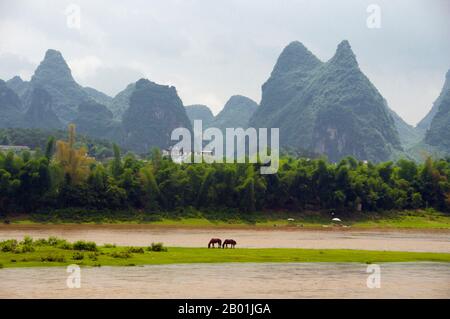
[0,127,115,160]
[0,126,449,215]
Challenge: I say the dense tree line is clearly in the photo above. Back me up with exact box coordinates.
[0,125,449,216]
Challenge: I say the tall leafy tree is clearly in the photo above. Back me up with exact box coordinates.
[55,124,93,185]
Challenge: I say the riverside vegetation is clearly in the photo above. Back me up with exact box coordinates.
[0,124,449,224]
[1,236,449,269]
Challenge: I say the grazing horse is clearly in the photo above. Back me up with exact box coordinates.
[208,238,222,248]
[222,239,236,249]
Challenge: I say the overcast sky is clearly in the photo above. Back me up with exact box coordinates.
[0,0,449,125]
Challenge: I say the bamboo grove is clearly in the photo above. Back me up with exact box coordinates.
[0,125,449,216]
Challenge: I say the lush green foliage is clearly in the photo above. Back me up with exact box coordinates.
[148,243,167,252]
[72,240,97,251]
[1,128,449,217]
[1,237,449,268]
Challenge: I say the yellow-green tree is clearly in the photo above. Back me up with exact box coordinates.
[55,124,93,185]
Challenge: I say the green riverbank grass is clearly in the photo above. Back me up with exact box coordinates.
[4,209,449,230]
[351,210,450,229]
[1,237,449,269]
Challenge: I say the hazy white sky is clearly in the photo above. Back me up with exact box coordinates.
[0,0,449,125]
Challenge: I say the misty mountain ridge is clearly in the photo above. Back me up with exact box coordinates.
[1,46,448,160]
[26,49,92,122]
[211,95,258,130]
[185,104,215,127]
[23,87,62,129]
[185,96,258,131]
[251,40,404,162]
[0,79,24,128]
[122,78,192,152]
[417,70,450,131]
[423,70,450,153]
[2,49,193,153]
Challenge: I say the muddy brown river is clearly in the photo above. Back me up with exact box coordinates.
[0,225,449,252]
[0,263,449,298]
[1,226,449,298]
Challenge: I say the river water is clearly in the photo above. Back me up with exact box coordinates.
[0,262,449,298]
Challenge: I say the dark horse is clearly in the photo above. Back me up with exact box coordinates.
[222,239,236,248]
[208,238,222,248]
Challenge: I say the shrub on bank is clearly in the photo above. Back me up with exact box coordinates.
[0,239,18,252]
[147,242,167,252]
[34,238,48,246]
[41,254,65,262]
[88,253,98,261]
[1,238,36,253]
[127,247,145,254]
[58,241,73,250]
[109,251,132,258]
[72,252,84,260]
[17,244,35,253]
[21,236,33,246]
[47,236,60,246]
[73,240,97,251]
[33,237,73,250]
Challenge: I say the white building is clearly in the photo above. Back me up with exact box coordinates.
[162,146,214,164]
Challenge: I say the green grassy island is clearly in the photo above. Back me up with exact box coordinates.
[1,236,449,269]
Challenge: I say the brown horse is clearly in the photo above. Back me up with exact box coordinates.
[208,238,222,248]
[222,239,236,248]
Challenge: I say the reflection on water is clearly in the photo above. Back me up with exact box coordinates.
[0,263,449,298]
